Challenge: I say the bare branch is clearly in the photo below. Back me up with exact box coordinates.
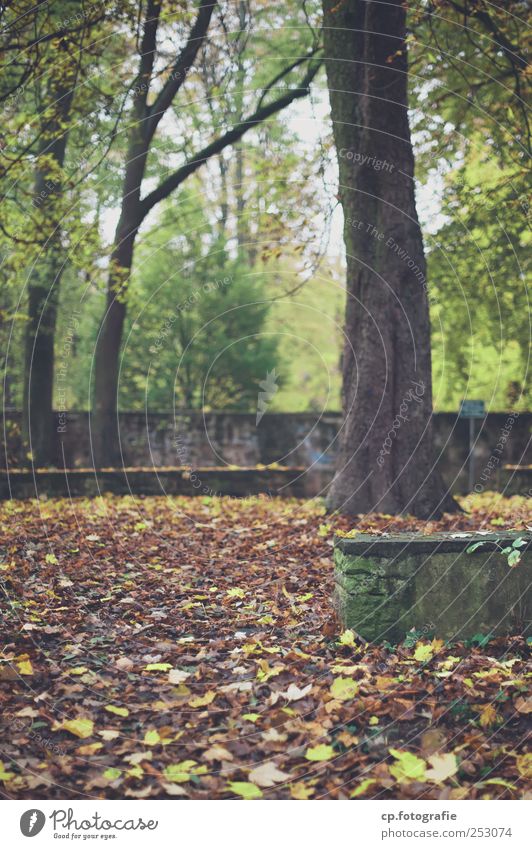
[140,57,322,219]
[145,0,217,141]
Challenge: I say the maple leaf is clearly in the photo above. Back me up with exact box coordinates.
[278,683,312,702]
[249,762,291,787]
[188,691,216,708]
[413,643,433,662]
[163,761,197,783]
[478,704,498,728]
[389,749,427,783]
[426,753,458,783]
[338,629,357,646]
[330,676,358,701]
[290,781,315,800]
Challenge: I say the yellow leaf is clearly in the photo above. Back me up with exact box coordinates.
[0,762,15,781]
[413,643,433,662]
[256,660,284,682]
[17,659,33,675]
[330,676,358,701]
[479,704,498,728]
[76,743,103,755]
[103,767,122,781]
[227,781,262,799]
[69,666,89,675]
[163,761,197,782]
[61,718,94,739]
[389,748,427,783]
[516,753,532,780]
[105,705,129,718]
[305,744,334,762]
[339,629,356,646]
[290,781,314,800]
[188,691,216,708]
[143,729,161,746]
[350,778,376,798]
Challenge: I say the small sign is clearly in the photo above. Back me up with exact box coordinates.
[459,400,485,419]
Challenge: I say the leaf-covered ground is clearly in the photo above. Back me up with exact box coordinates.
[0,492,530,800]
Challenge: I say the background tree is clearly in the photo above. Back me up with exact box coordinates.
[0,0,123,464]
[92,0,321,465]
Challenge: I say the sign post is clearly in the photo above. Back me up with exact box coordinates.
[459,400,485,492]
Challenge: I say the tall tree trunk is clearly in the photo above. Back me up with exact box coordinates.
[92,201,141,467]
[322,0,457,517]
[22,68,74,467]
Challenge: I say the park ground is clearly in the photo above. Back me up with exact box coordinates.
[0,491,530,800]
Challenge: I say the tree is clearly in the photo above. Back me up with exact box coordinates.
[408,1,530,412]
[322,0,457,517]
[1,1,120,464]
[92,0,321,465]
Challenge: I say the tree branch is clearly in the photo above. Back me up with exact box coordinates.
[133,0,162,124]
[140,57,322,218]
[145,0,217,141]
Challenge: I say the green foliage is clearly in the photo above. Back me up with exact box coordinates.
[118,196,279,410]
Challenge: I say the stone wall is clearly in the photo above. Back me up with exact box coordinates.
[3,409,530,494]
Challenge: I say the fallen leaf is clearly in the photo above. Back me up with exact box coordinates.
[389,749,427,783]
[426,753,458,783]
[105,705,129,718]
[305,744,335,762]
[249,762,291,787]
[59,718,94,739]
[227,781,262,799]
[330,676,358,701]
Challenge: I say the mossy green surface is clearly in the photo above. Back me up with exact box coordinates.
[334,547,532,642]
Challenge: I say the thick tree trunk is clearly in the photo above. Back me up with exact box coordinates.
[22,74,73,467]
[323,0,457,517]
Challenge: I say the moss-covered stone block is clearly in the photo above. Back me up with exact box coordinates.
[334,532,532,643]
